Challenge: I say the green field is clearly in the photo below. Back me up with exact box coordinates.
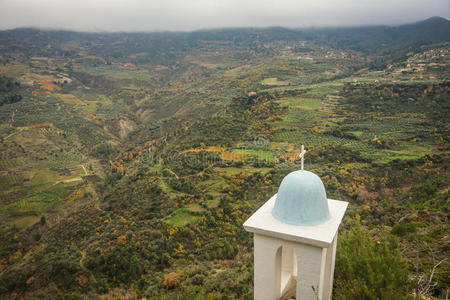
[165,208,201,226]
[277,97,322,110]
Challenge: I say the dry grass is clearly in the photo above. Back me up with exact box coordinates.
[39,80,59,90]
[183,145,224,153]
[221,152,245,160]
[261,77,291,86]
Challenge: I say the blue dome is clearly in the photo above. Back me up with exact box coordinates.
[272,170,330,226]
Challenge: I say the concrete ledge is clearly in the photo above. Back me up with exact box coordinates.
[243,195,348,248]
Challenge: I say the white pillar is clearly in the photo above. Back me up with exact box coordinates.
[295,243,325,300]
[254,234,282,300]
[322,232,338,300]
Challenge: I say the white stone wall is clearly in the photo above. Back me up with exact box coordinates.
[253,232,338,300]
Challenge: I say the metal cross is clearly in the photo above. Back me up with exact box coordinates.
[299,145,306,170]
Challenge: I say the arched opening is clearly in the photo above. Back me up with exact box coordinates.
[276,245,298,300]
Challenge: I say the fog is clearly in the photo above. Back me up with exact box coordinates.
[0,0,449,32]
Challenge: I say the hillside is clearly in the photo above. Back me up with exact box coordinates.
[0,18,449,299]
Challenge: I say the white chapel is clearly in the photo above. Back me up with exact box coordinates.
[243,147,348,300]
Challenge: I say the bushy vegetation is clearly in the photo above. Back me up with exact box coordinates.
[0,76,22,106]
[0,19,449,299]
[334,219,411,300]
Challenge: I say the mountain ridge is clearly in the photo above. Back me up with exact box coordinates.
[1,17,448,58]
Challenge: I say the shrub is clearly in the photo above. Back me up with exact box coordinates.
[191,274,205,285]
[334,219,412,300]
[391,222,418,236]
[163,270,182,289]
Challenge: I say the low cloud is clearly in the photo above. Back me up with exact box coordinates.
[0,0,449,32]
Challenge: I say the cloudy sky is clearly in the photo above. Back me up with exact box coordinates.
[0,0,449,32]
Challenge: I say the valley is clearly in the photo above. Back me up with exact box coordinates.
[0,18,449,299]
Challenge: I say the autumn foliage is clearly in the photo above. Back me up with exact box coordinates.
[163,270,182,289]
